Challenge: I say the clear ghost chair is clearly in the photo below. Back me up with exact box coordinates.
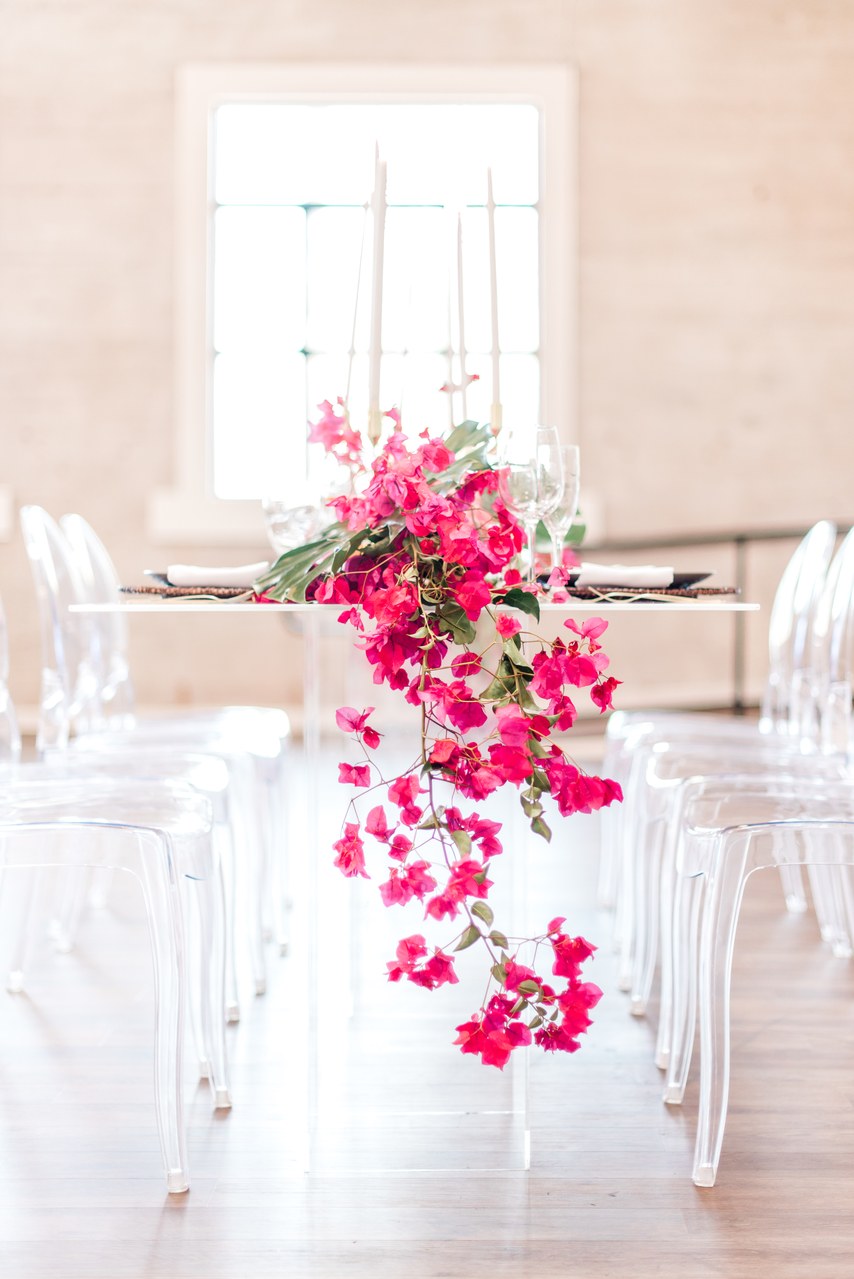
[669,799,854,1187]
[660,528,854,1112]
[612,522,846,1002]
[19,506,285,995]
[0,596,230,1134]
[60,510,292,955]
[622,525,854,1026]
[2,582,243,1019]
[0,773,229,1193]
[598,519,838,911]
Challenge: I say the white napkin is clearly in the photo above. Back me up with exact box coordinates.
[575,562,674,589]
[166,561,269,588]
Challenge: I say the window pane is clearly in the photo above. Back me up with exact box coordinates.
[213,352,307,500]
[496,208,539,353]
[306,207,366,354]
[213,207,306,354]
[382,207,449,354]
[215,103,539,206]
[499,355,540,432]
[215,105,374,206]
[211,101,541,499]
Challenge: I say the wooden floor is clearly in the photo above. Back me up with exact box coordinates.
[2,740,854,1278]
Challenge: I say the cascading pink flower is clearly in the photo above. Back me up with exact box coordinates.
[338,762,371,787]
[495,612,522,639]
[332,823,368,878]
[306,416,627,1071]
[335,706,382,749]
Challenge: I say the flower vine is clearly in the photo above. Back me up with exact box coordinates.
[256,413,623,1069]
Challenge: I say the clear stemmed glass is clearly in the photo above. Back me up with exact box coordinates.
[498,426,565,583]
[543,445,581,578]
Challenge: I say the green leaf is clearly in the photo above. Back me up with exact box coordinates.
[499,588,540,623]
[471,900,494,927]
[329,529,371,575]
[488,929,509,949]
[509,997,526,1018]
[528,1015,543,1030]
[531,815,552,843]
[491,962,507,984]
[454,924,482,952]
[438,602,477,646]
[449,829,472,858]
[480,655,517,701]
[517,979,542,996]
[520,795,543,819]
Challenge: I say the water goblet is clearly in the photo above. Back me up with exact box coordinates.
[543,445,581,579]
[498,426,565,583]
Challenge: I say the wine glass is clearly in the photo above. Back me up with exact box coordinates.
[498,426,565,583]
[543,445,581,578]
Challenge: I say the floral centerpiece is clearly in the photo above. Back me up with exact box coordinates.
[255,404,623,1069]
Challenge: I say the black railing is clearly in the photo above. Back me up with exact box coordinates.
[582,523,852,714]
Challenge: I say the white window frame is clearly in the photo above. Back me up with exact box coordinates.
[149,62,577,545]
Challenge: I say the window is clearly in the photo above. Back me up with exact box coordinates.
[150,65,576,544]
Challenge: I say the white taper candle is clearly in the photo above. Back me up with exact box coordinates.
[487,168,501,434]
[368,147,387,444]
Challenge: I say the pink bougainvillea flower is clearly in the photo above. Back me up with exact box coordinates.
[332,823,369,879]
[379,869,411,907]
[487,742,534,785]
[365,804,393,842]
[454,1017,489,1057]
[494,704,531,749]
[551,933,596,980]
[533,1021,584,1054]
[408,949,459,989]
[495,612,522,639]
[564,616,609,641]
[337,762,371,787]
[451,572,492,621]
[389,833,414,861]
[446,858,493,902]
[380,860,437,908]
[591,676,622,713]
[335,705,381,749]
[429,737,459,766]
[451,651,481,680]
[424,891,461,922]
[503,959,539,993]
[335,705,373,732]
[386,934,429,980]
[388,774,422,809]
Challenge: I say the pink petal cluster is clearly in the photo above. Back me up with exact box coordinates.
[386,935,459,989]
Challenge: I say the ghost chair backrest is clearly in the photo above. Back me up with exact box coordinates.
[19,505,103,753]
[60,512,136,729]
[760,519,837,735]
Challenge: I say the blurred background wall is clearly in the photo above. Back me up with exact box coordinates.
[2,0,853,729]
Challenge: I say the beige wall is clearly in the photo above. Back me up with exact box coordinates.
[2,0,853,727]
